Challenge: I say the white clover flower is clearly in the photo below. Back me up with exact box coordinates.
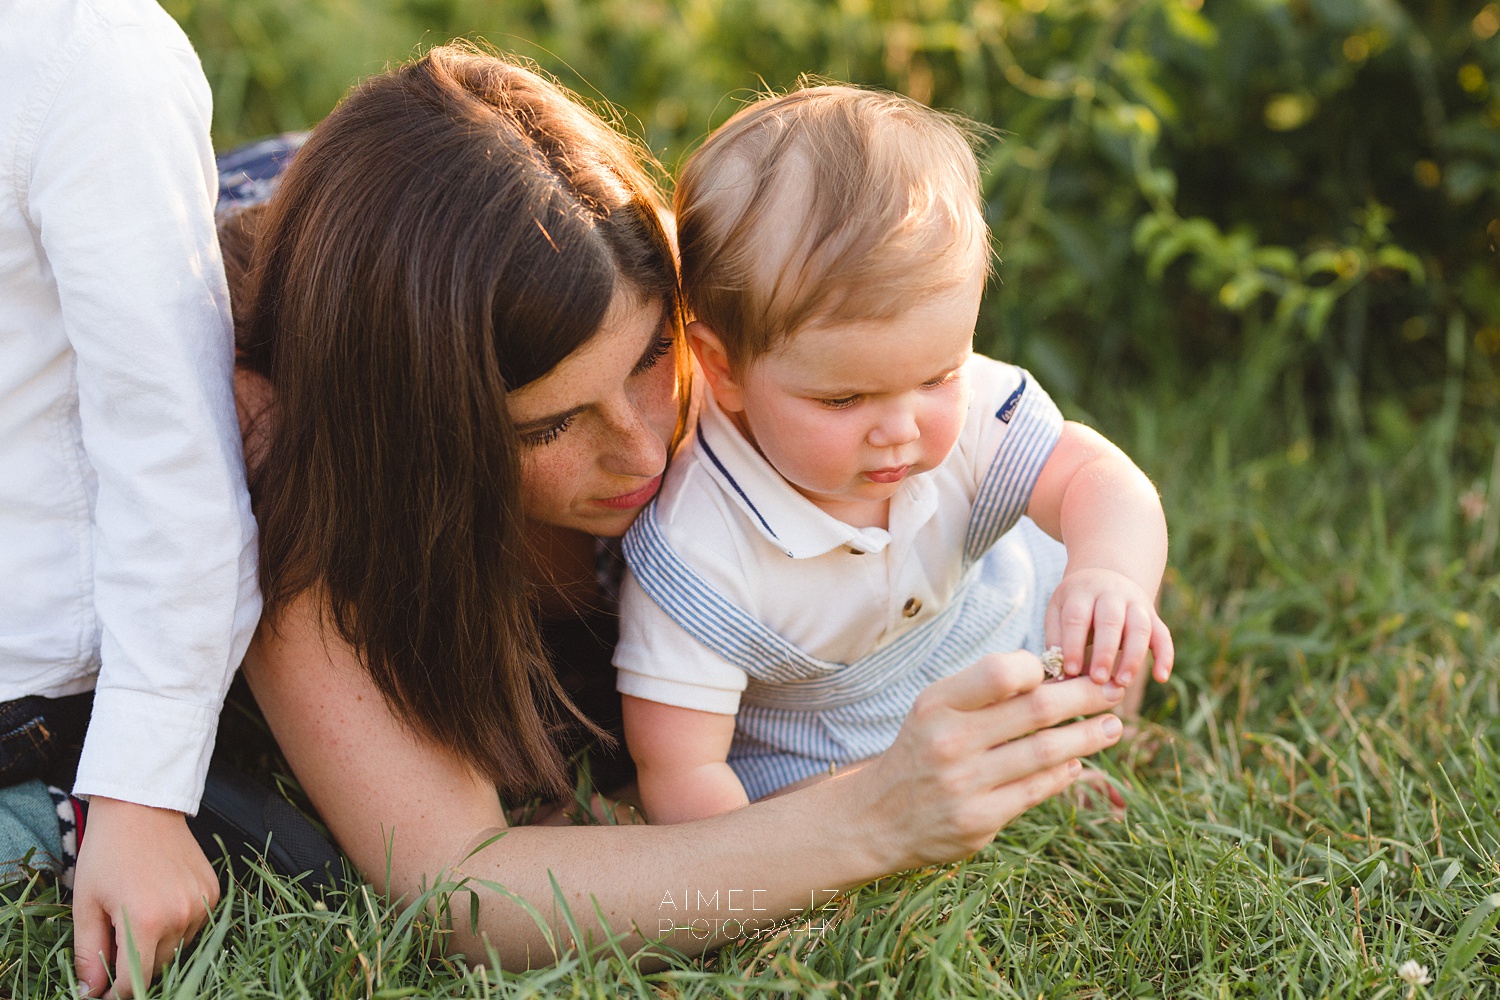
[1042,645,1065,680]
[1396,960,1432,986]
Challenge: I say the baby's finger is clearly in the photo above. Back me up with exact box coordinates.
[1043,595,1062,659]
[1087,594,1127,684]
[1150,614,1176,682]
[1115,605,1153,687]
[1058,591,1095,676]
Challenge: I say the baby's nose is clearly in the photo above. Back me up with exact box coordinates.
[867,408,920,448]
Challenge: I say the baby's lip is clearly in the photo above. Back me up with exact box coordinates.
[594,474,664,510]
[863,465,910,484]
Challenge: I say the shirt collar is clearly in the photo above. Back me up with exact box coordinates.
[695,391,937,559]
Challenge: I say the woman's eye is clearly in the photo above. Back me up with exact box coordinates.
[632,335,675,375]
[521,414,574,447]
[819,395,861,410]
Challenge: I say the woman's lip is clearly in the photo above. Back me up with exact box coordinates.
[863,466,910,484]
[594,474,664,510]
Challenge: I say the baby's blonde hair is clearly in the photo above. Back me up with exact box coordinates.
[674,84,989,368]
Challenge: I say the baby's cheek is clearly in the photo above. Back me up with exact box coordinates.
[782,421,860,488]
[922,403,967,467]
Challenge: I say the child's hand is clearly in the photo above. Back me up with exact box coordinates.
[1044,568,1174,687]
[72,798,219,998]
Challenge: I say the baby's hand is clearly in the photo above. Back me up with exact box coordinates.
[1044,568,1174,687]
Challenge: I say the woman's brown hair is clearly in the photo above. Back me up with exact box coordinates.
[230,45,682,796]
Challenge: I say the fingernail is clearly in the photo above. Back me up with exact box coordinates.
[1068,759,1083,777]
[1101,715,1123,738]
[1103,683,1125,701]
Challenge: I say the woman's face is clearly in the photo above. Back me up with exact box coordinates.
[508,288,679,537]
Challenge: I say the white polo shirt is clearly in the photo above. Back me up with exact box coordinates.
[615,355,1058,714]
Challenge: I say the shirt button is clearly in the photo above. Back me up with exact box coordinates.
[902,597,922,618]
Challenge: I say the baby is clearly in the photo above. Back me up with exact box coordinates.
[615,85,1173,823]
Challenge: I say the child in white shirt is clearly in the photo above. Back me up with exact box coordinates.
[615,85,1173,823]
[1,0,259,993]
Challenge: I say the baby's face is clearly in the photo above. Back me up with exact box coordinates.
[727,266,982,526]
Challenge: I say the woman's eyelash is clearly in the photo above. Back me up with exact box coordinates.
[521,414,574,447]
[632,335,674,374]
[521,336,671,447]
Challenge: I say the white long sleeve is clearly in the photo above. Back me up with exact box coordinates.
[0,0,260,814]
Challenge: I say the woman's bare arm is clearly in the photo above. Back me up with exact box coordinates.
[243,589,1127,968]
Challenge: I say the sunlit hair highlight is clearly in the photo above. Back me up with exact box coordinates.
[675,83,990,368]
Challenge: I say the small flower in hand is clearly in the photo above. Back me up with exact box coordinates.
[1042,646,1065,681]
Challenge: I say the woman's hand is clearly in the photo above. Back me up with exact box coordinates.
[841,649,1125,875]
[72,798,219,999]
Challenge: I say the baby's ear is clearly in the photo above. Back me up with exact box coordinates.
[685,321,747,412]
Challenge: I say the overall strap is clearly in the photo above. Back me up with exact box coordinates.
[963,375,1065,563]
[623,505,980,711]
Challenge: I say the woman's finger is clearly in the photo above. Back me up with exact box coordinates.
[971,675,1125,750]
[975,759,1085,832]
[919,650,1045,712]
[977,710,1124,788]
[964,714,1126,832]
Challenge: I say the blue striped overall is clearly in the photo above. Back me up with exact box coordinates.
[623,377,1066,799]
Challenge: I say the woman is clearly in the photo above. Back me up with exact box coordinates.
[230,44,1127,967]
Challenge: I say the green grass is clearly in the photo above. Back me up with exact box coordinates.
[3,380,1496,998]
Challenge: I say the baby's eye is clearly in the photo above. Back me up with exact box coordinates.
[632,335,675,375]
[922,370,960,389]
[520,413,575,447]
[818,395,861,410]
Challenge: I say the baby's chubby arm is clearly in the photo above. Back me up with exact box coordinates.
[622,696,750,824]
[1026,422,1174,686]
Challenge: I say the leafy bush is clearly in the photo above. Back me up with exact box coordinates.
[165,0,1500,452]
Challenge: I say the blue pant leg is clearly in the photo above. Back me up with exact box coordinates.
[0,780,62,882]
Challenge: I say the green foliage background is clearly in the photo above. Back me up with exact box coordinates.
[167,0,1499,456]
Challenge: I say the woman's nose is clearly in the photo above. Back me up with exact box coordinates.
[601,394,670,478]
